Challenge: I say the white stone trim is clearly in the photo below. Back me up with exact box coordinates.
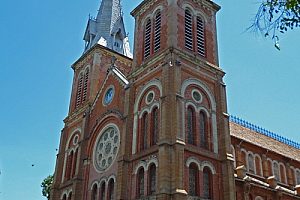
[255,196,264,200]
[134,161,147,174]
[146,157,159,170]
[140,5,164,27]
[200,161,216,174]
[186,157,201,170]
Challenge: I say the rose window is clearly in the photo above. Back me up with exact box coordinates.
[94,126,120,172]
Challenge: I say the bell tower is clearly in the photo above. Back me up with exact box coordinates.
[125,0,235,199]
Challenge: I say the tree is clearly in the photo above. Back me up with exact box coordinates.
[250,0,300,50]
[41,175,54,200]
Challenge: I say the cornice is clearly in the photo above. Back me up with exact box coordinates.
[72,44,132,71]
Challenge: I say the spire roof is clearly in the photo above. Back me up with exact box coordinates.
[83,0,132,58]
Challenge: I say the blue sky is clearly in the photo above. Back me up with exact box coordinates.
[0,0,299,199]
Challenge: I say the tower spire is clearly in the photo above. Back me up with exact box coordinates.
[83,0,132,58]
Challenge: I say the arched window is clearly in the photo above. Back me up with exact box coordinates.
[100,182,105,200]
[68,192,72,200]
[185,9,193,50]
[62,194,67,200]
[296,170,300,185]
[187,107,195,145]
[151,107,159,146]
[199,111,208,149]
[144,19,152,59]
[203,167,212,199]
[91,184,98,200]
[65,151,74,180]
[255,156,262,176]
[71,148,78,178]
[137,168,145,198]
[140,113,148,151]
[248,154,255,174]
[231,145,236,168]
[273,162,280,181]
[82,68,89,102]
[188,163,198,196]
[267,160,273,177]
[76,73,84,108]
[154,11,161,53]
[196,16,205,57]
[280,164,286,183]
[241,151,247,169]
[108,179,115,200]
[148,164,156,195]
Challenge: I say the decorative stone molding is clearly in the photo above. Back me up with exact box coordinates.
[267,176,277,188]
[236,165,247,178]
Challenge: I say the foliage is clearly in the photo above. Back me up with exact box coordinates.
[41,175,54,200]
[250,0,300,50]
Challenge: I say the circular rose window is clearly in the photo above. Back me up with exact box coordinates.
[94,125,120,172]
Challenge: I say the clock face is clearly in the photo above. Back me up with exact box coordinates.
[94,126,120,172]
[104,87,114,105]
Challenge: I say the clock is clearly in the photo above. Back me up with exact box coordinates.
[104,87,114,105]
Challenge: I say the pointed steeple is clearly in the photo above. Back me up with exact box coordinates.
[83,0,132,58]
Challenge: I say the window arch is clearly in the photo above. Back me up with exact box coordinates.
[248,153,255,174]
[185,9,193,50]
[203,167,213,199]
[279,163,287,183]
[148,164,157,195]
[91,184,98,200]
[267,159,273,177]
[154,11,161,53]
[82,68,89,102]
[99,182,106,200]
[273,162,280,181]
[62,194,67,200]
[188,163,199,196]
[140,113,149,151]
[137,168,145,198]
[144,19,152,59]
[187,106,196,145]
[254,155,262,176]
[241,150,247,169]
[199,111,208,149]
[150,107,159,146]
[68,192,72,200]
[108,179,115,200]
[76,73,84,108]
[296,170,300,185]
[196,16,205,57]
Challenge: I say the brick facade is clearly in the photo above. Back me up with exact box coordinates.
[50,0,300,200]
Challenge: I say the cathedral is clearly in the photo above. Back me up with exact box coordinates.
[50,0,300,199]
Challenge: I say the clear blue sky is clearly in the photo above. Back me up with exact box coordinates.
[0,0,299,199]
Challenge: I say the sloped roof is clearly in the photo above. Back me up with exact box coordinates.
[230,122,300,162]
